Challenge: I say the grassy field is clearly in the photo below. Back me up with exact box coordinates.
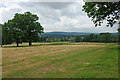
[2,42,118,78]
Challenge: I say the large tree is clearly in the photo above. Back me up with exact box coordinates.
[2,12,44,46]
[17,12,44,46]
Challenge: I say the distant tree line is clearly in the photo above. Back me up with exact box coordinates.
[75,33,118,43]
[2,12,44,47]
[38,32,118,43]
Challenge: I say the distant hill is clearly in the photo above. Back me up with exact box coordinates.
[39,32,97,37]
[39,32,118,37]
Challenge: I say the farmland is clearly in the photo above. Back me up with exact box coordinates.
[2,42,118,78]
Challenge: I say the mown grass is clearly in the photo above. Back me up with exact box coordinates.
[2,42,118,78]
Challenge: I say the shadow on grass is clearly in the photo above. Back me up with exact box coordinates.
[2,43,71,48]
[2,44,49,48]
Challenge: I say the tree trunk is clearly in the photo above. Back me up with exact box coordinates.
[17,42,19,47]
[16,39,19,47]
[28,32,32,46]
[29,42,32,46]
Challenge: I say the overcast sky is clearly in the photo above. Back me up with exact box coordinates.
[0,0,118,33]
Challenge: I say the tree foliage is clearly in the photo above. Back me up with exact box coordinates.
[2,23,13,45]
[82,2,120,27]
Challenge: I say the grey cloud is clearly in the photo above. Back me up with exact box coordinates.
[18,2,76,9]
[0,8,22,23]
[38,2,76,9]
[17,2,62,22]
[59,2,85,19]
[0,3,6,8]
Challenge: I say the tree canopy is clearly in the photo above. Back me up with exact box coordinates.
[82,2,120,28]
